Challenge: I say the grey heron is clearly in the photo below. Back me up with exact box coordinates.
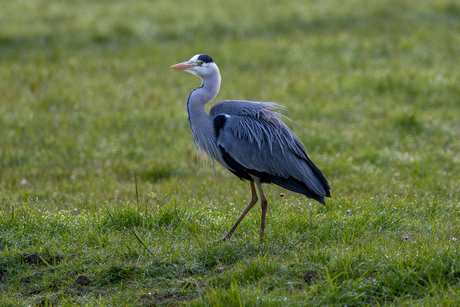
[171,54,331,242]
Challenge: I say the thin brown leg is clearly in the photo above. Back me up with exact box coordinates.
[253,177,268,242]
[217,182,258,242]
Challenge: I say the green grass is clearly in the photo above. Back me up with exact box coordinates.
[1,0,460,305]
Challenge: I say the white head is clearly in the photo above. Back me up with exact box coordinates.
[171,54,218,78]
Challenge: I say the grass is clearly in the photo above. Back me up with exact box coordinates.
[1,0,460,305]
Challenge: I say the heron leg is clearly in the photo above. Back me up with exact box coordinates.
[218,181,258,242]
[253,178,268,243]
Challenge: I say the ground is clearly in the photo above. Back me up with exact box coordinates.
[1,0,460,305]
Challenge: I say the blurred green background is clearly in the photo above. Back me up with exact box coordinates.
[1,0,459,207]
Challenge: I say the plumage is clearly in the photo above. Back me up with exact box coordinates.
[171,54,331,242]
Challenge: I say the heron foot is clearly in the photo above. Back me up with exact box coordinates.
[215,233,234,244]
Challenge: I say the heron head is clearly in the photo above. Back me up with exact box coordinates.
[171,54,216,78]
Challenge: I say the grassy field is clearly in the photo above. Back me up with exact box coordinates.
[1,0,460,305]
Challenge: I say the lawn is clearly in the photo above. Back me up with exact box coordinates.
[1,0,460,305]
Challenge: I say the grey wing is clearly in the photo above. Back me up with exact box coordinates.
[213,112,330,201]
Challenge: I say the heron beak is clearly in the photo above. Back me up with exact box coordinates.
[171,61,195,70]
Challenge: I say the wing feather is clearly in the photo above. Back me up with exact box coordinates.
[211,101,330,200]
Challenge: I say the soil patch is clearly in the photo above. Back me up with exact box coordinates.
[72,275,92,286]
[23,253,62,267]
[303,270,320,283]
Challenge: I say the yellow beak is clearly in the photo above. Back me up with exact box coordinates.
[171,61,195,70]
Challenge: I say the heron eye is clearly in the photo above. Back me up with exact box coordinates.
[199,61,204,65]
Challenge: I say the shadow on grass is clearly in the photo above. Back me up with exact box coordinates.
[96,265,140,285]
[135,167,176,182]
[100,202,188,230]
[113,163,179,183]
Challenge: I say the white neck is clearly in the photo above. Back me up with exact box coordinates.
[186,64,223,164]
